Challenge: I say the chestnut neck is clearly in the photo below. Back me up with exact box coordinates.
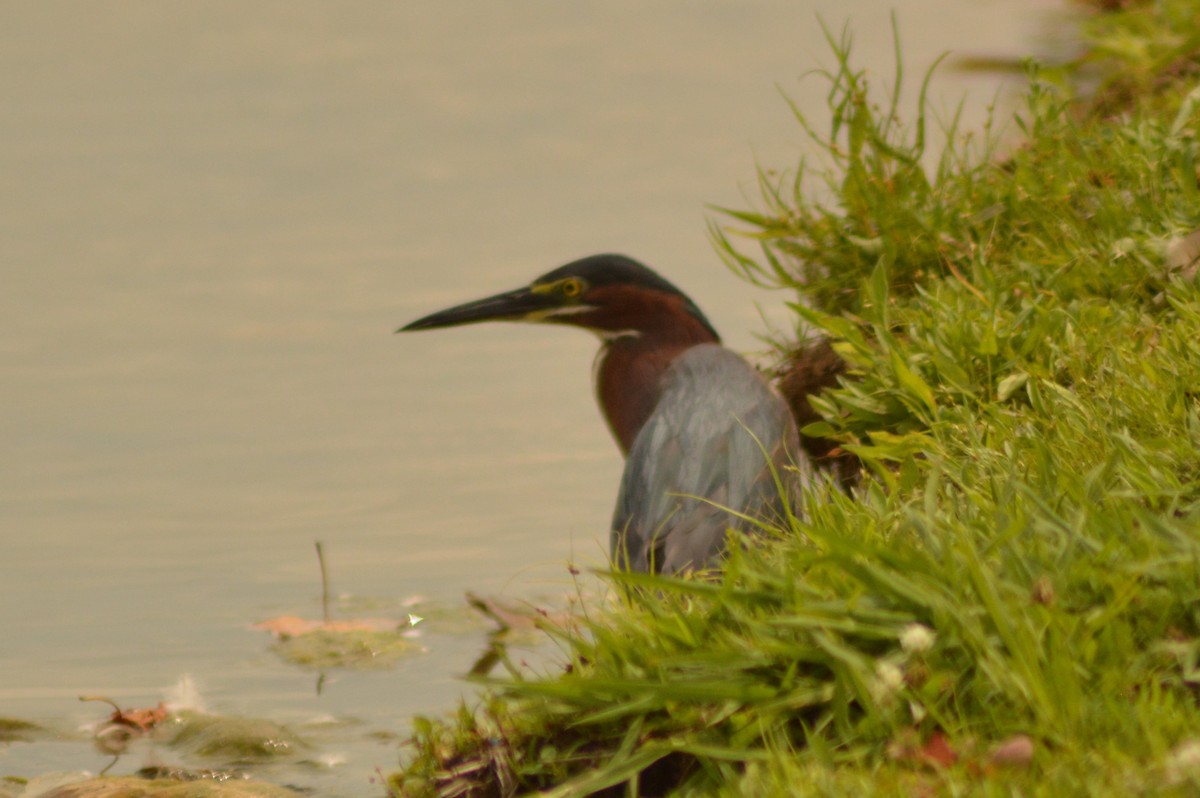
[590,292,721,455]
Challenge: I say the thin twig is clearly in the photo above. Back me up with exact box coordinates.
[315,540,330,624]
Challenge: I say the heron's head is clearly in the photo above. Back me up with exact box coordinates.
[398,254,719,343]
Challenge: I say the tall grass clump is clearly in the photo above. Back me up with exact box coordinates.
[394,5,1200,796]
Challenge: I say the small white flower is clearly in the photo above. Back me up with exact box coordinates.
[408,614,424,627]
[899,623,936,654]
[868,660,905,705]
[876,661,904,690]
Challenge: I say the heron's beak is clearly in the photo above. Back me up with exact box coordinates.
[397,286,558,332]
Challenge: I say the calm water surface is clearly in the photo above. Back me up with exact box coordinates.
[1,2,1070,793]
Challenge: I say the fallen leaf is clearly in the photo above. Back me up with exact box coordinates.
[989,734,1034,768]
[1166,228,1200,279]
[253,615,316,638]
[922,731,958,769]
[80,696,168,732]
[253,615,399,639]
[886,728,958,770]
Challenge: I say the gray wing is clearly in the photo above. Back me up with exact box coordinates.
[611,344,808,573]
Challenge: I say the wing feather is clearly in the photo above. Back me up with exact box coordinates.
[611,344,808,573]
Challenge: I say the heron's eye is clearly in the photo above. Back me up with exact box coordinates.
[560,278,584,299]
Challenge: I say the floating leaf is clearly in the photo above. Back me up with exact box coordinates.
[269,628,422,670]
[35,775,302,797]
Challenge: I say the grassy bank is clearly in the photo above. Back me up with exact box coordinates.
[393,3,1200,796]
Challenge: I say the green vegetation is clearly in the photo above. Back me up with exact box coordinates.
[0,718,43,744]
[394,2,1200,795]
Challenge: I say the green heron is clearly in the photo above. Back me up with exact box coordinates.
[399,254,806,574]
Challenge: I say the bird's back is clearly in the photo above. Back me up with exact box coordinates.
[611,344,806,573]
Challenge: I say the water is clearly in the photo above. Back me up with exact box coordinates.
[0,2,1072,794]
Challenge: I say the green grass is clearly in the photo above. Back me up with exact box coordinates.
[393,4,1200,796]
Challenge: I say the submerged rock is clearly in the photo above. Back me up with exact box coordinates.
[168,714,307,764]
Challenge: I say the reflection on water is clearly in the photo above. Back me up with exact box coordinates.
[0,2,1070,792]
